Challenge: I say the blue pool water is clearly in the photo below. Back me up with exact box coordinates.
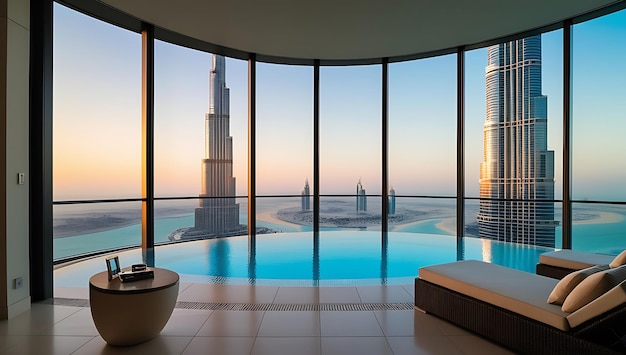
[130,231,550,286]
[53,205,626,286]
[55,231,553,287]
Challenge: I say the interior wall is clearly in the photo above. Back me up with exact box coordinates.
[0,0,30,319]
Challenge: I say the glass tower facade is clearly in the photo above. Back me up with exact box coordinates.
[356,179,367,212]
[192,54,242,237]
[477,35,557,247]
[301,179,311,211]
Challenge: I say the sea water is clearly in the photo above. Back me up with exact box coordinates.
[53,206,626,260]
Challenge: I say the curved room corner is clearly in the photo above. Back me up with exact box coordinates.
[1,0,626,354]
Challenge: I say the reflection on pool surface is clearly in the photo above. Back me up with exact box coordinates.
[54,231,554,288]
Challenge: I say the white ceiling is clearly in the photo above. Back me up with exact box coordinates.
[101,0,620,60]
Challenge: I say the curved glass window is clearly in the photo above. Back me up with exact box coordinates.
[48,1,626,266]
[53,4,141,201]
[389,55,457,235]
[572,9,626,251]
[320,65,382,230]
[464,32,562,248]
[53,3,142,259]
[154,40,210,198]
[154,43,249,240]
[256,63,313,233]
[572,9,626,202]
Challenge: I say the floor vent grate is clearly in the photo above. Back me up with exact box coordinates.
[175,301,415,311]
[49,298,415,311]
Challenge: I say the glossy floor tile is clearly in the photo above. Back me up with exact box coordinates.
[320,311,383,337]
[182,337,255,355]
[374,310,447,337]
[322,336,394,355]
[355,285,413,303]
[0,283,515,354]
[177,283,279,304]
[318,287,362,303]
[258,311,320,337]
[273,287,322,304]
[196,310,264,337]
[252,337,321,355]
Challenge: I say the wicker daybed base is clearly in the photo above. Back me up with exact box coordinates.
[536,250,616,279]
[415,278,626,354]
[536,263,578,280]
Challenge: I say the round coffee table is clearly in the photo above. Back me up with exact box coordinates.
[89,267,179,346]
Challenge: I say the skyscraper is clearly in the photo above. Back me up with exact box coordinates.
[356,179,367,212]
[477,36,557,248]
[193,54,241,236]
[301,179,311,211]
[388,187,396,215]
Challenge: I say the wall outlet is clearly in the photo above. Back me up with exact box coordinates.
[14,277,23,289]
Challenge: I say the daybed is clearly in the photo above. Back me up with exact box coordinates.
[537,249,615,279]
[415,260,626,354]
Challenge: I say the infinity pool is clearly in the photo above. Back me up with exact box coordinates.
[55,231,553,287]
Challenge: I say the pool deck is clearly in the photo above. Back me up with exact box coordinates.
[42,251,514,354]
[46,282,513,354]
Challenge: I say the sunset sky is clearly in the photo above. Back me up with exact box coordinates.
[52,4,626,202]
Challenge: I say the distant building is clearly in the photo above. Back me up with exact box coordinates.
[194,54,241,236]
[356,179,367,212]
[388,187,396,215]
[477,36,557,248]
[301,179,311,211]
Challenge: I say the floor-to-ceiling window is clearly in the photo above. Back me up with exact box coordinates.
[52,3,142,260]
[389,55,457,237]
[226,57,250,232]
[50,1,626,268]
[153,42,250,247]
[255,63,314,234]
[542,29,564,248]
[464,31,563,266]
[463,47,487,242]
[572,8,626,253]
[153,40,213,244]
[319,65,382,231]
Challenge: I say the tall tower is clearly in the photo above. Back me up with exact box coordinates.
[301,179,311,211]
[356,179,367,212]
[477,36,557,248]
[388,187,396,215]
[194,54,241,236]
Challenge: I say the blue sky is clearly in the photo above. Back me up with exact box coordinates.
[52,4,626,202]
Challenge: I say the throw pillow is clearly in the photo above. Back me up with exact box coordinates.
[547,264,609,305]
[562,265,626,313]
[609,250,626,268]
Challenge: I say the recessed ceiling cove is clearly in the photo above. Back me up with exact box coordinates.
[101,0,619,60]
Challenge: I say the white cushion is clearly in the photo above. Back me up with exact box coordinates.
[547,264,609,305]
[562,265,626,313]
[539,250,613,270]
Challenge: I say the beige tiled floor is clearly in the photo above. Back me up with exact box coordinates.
[0,283,514,355]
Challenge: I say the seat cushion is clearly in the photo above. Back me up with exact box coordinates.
[418,260,569,330]
[539,250,614,271]
[562,265,626,313]
[547,264,609,305]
